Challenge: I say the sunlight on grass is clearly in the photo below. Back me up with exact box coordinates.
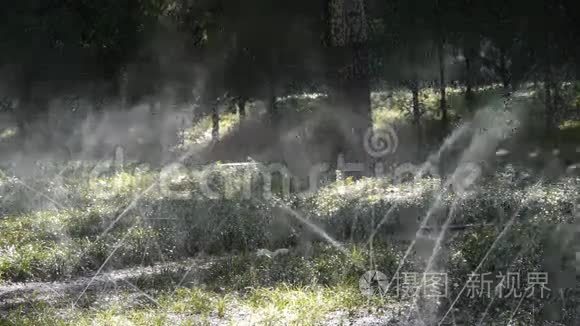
[85,171,157,202]
[0,127,17,140]
[557,119,580,144]
[184,112,240,145]
[373,107,405,128]
[1,86,579,324]
[559,119,580,130]
[245,285,366,325]
[4,285,379,325]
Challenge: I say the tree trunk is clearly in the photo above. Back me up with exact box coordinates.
[542,22,555,140]
[498,47,511,94]
[267,64,278,125]
[268,95,278,125]
[544,66,554,138]
[410,79,423,157]
[211,101,219,142]
[438,39,448,131]
[237,97,247,119]
[411,80,421,126]
[327,0,372,173]
[464,49,475,109]
[119,66,129,110]
[16,73,33,146]
[552,79,561,121]
[465,56,473,97]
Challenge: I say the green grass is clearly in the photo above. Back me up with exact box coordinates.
[1,87,580,324]
[2,284,389,325]
[0,242,402,324]
[0,223,167,282]
[371,87,504,128]
[1,162,578,284]
[183,112,240,145]
[244,285,370,325]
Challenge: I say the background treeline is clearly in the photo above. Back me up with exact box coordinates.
[1,0,579,143]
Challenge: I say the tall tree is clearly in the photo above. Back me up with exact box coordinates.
[327,0,372,166]
[434,0,448,129]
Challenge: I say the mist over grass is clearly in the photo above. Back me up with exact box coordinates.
[0,87,579,325]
